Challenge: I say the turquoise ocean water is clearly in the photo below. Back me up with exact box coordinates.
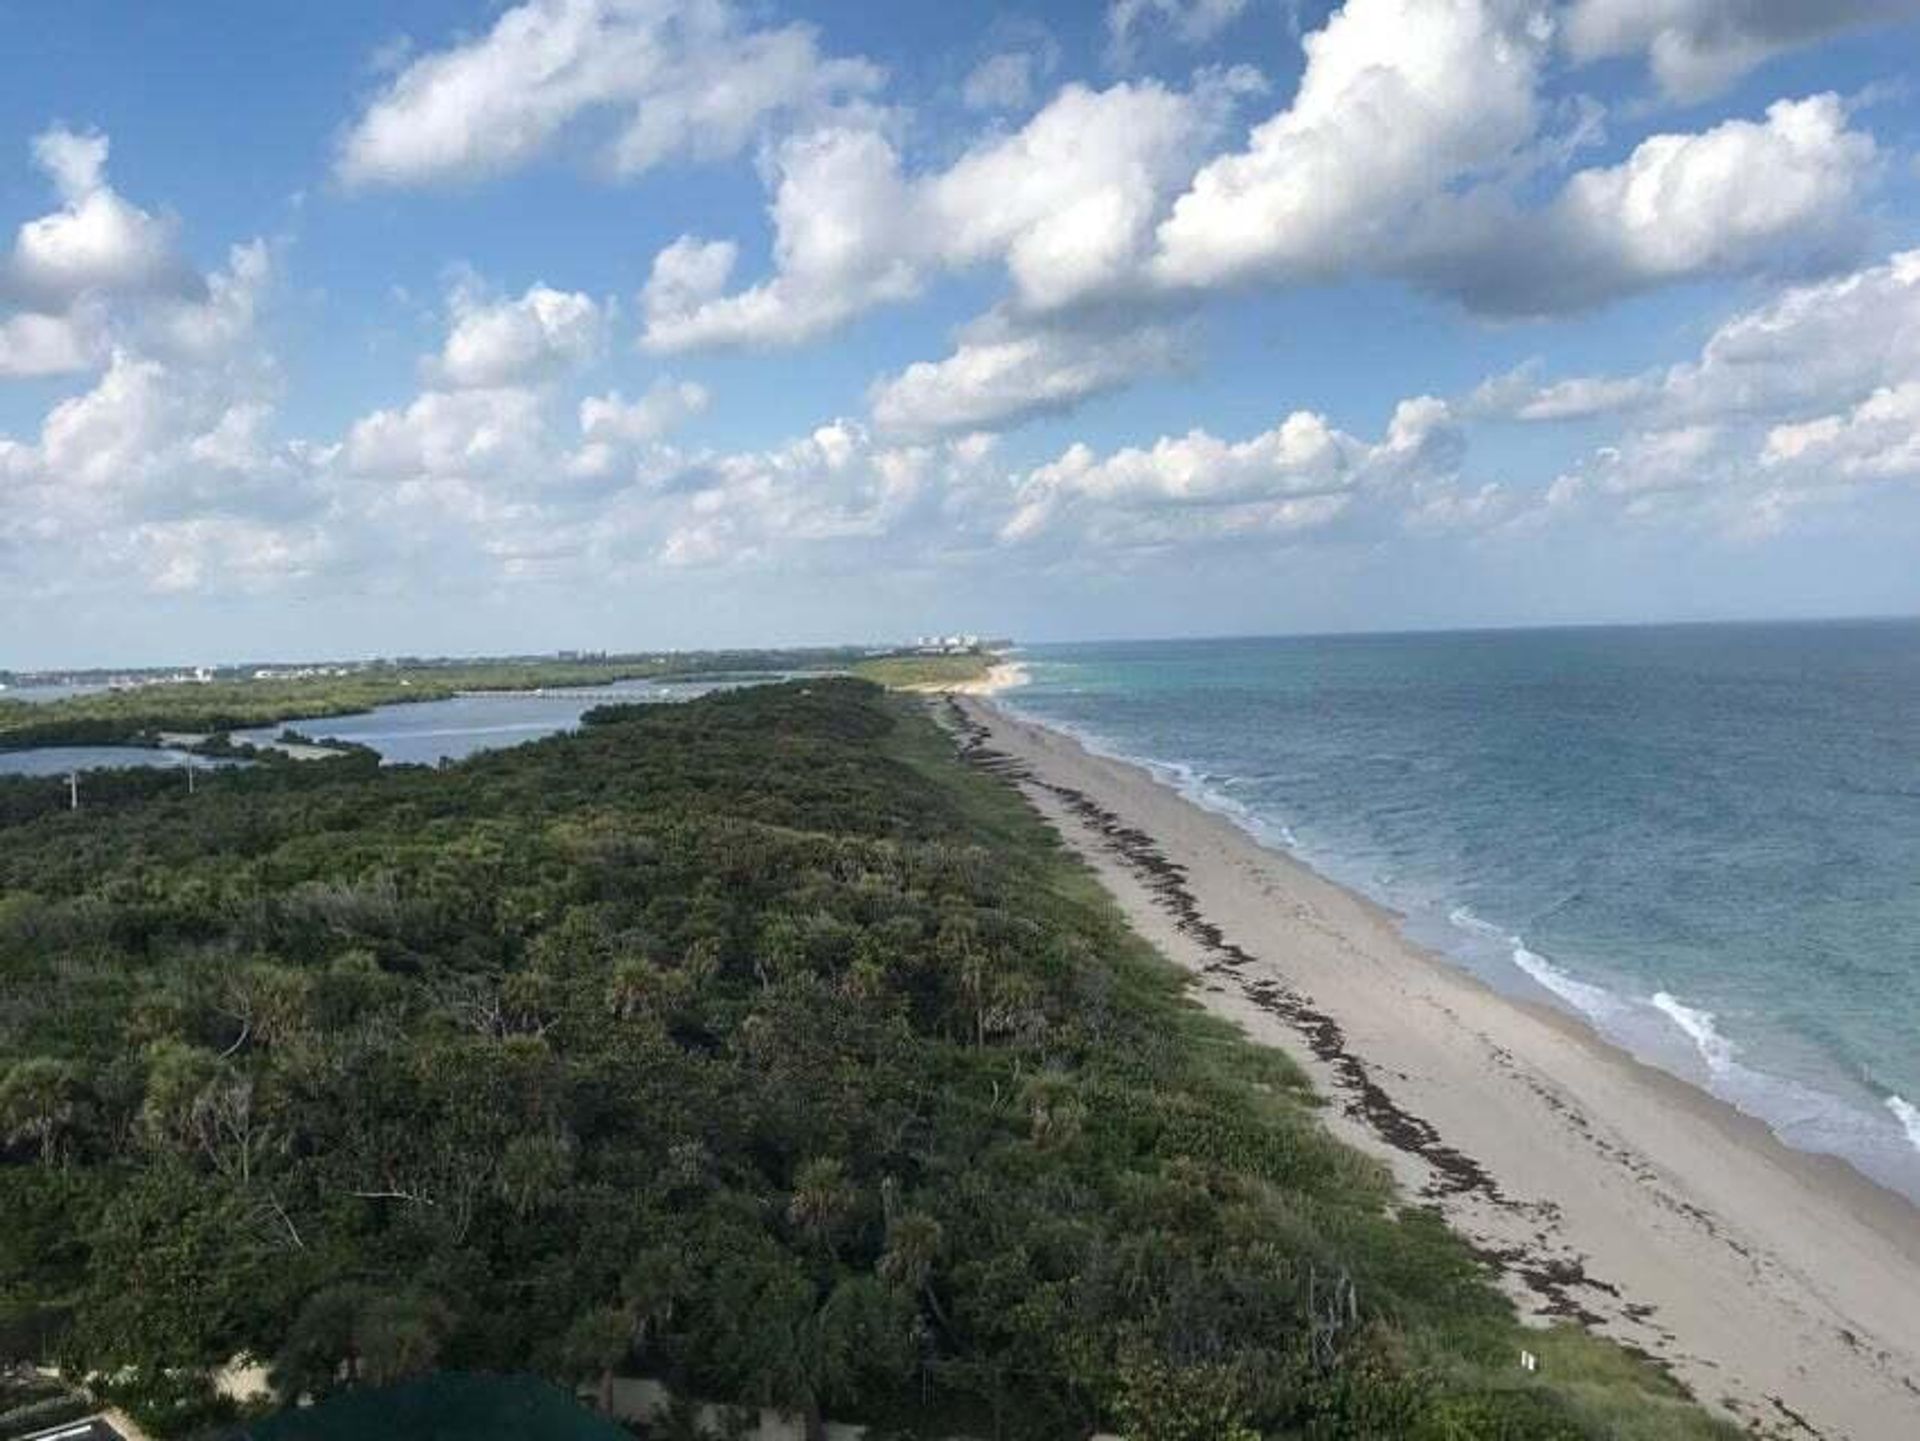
[1005,621,1920,1201]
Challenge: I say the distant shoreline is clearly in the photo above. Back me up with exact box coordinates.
[950,693,1920,1438]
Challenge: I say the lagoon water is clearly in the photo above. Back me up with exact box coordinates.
[233,675,761,765]
[0,683,110,704]
[0,747,236,778]
[1,675,767,777]
[1008,620,1920,1197]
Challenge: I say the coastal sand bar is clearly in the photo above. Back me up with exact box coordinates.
[950,695,1920,1440]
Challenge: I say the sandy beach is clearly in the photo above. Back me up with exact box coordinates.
[950,695,1920,1440]
[900,660,1031,696]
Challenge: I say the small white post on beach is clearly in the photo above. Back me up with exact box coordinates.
[67,771,79,812]
[1519,1349,1538,1373]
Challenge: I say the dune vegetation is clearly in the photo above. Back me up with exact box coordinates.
[850,652,997,691]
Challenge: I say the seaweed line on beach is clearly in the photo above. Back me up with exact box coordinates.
[933,696,1900,1438]
[942,698,1645,1336]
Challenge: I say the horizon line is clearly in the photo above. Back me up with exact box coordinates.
[7,609,1920,678]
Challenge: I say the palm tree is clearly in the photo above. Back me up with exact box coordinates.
[0,1056,85,1163]
[355,1292,450,1386]
[604,956,655,1020]
[269,1286,449,1400]
[561,1305,633,1414]
[750,1276,907,1441]
[878,1208,953,1336]
[623,1244,691,1351]
[787,1157,856,1255]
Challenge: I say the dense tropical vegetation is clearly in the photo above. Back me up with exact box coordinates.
[0,681,1732,1438]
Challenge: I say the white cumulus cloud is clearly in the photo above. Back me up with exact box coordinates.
[579,379,709,445]
[1107,0,1252,65]
[870,318,1184,438]
[345,387,549,479]
[639,126,920,351]
[6,126,196,311]
[962,52,1042,112]
[1469,363,1659,421]
[641,72,1254,352]
[434,282,605,389]
[1413,94,1878,314]
[1562,0,1920,101]
[1151,0,1550,290]
[335,0,884,187]
[0,235,335,598]
[1001,396,1469,546]
[926,76,1249,312]
[1761,383,1920,481]
[0,305,100,378]
[1506,250,1920,532]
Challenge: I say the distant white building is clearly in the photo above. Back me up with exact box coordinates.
[911,632,985,655]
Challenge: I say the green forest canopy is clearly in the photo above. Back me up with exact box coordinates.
[0,681,1733,1438]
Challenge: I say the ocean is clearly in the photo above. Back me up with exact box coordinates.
[1004,620,1920,1201]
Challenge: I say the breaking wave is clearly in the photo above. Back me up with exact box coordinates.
[1652,992,1738,1075]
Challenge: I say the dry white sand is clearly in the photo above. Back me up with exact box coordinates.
[900,660,1030,696]
[951,695,1920,1441]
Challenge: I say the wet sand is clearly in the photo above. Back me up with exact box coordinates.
[949,695,1920,1440]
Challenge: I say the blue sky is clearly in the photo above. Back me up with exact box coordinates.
[4,0,1920,666]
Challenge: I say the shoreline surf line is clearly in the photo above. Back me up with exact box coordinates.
[944,693,1920,1440]
[993,685,1920,1195]
[943,698,1621,1318]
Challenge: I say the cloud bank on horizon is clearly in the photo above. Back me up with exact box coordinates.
[4,0,1920,661]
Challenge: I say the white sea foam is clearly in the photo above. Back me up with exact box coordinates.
[1513,943,1627,1021]
[987,661,1032,693]
[1033,722,1309,859]
[1887,1095,1920,1154]
[1448,907,1625,1022]
[1002,665,1920,1203]
[1652,992,1738,1075]
[1159,762,1303,854]
[994,689,1232,837]
[1447,905,1504,940]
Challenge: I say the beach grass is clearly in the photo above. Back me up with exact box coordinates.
[852,650,997,690]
